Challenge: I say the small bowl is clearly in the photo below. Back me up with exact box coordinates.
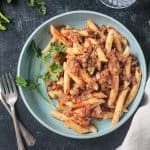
[17,10,147,139]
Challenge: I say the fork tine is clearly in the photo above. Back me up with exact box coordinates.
[9,73,17,94]
[0,77,5,94]
[5,73,13,93]
[1,75,9,94]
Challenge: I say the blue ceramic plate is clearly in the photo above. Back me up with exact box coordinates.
[17,11,147,139]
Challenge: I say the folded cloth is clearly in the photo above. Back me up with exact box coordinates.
[117,73,150,150]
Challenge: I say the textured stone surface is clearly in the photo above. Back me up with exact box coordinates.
[0,0,150,150]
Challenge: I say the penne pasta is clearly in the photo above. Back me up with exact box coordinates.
[86,20,106,40]
[64,120,90,134]
[51,110,68,121]
[124,80,130,89]
[98,112,114,119]
[96,47,108,62]
[105,29,114,53]
[80,70,98,90]
[51,110,96,134]
[50,25,71,47]
[65,63,84,86]
[96,61,102,71]
[114,38,123,52]
[124,56,132,80]
[57,103,67,111]
[92,92,107,99]
[111,87,129,125]
[65,98,105,109]
[124,70,142,108]
[45,21,142,133]
[113,30,127,46]
[66,48,82,55]
[123,46,130,57]
[102,112,114,119]
[63,62,71,94]
[76,29,89,36]
[108,75,119,107]
[48,90,63,99]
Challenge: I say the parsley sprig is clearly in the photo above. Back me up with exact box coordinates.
[26,0,47,15]
[39,64,63,81]
[41,42,66,63]
[16,76,39,89]
[1,0,47,31]
[16,41,65,89]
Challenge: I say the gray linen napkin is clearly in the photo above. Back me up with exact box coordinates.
[117,75,150,150]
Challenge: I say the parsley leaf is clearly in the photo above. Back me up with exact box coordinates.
[27,80,39,89]
[41,42,66,63]
[41,51,53,63]
[39,64,63,81]
[30,40,41,57]
[38,72,49,81]
[50,64,63,73]
[51,42,66,53]
[49,72,58,81]
[39,72,58,81]
[16,76,39,89]
[16,77,27,87]
[26,0,47,15]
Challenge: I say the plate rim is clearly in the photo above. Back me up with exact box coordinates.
[17,10,147,139]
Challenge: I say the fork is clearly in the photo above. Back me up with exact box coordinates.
[0,73,26,150]
[0,84,36,146]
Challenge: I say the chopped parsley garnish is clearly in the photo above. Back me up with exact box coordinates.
[50,64,63,73]
[49,72,58,81]
[16,76,39,89]
[39,64,63,81]
[39,72,57,81]
[27,80,39,89]
[51,42,66,53]
[20,41,65,89]
[41,42,66,63]
[16,76,27,87]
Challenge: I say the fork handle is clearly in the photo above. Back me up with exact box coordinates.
[11,106,25,150]
[18,121,36,146]
[0,98,36,146]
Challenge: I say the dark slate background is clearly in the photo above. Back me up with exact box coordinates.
[0,0,150,150]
